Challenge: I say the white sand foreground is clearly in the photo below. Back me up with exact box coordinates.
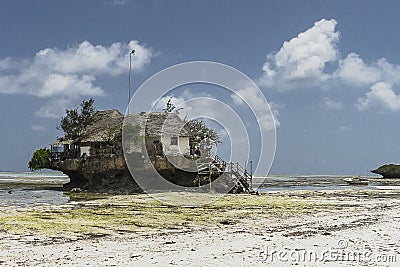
[0,190,399,266]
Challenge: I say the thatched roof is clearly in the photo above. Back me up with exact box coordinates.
[51,138,72,145]
[124,112,191,137]
[51,109,123,145]
[80,109,124,143]
[52,110,190,145]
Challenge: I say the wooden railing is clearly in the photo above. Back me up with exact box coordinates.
[51,147,123,161]
[205,152,254,193]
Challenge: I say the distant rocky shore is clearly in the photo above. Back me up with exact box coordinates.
[371,164,400,178]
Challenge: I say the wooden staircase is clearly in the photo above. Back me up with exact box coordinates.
[196,152,254,193]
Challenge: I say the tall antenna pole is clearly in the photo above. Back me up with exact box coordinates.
[128,49,135,114]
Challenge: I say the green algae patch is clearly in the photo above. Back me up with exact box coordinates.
[66,192,110,201]
[0,192,331,237]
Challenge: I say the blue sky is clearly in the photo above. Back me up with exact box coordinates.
[1,0,400,174]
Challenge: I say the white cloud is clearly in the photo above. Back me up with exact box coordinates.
[231,86,267,109]
[110,0,129,6]
[375,58,400,85]
[0,58,10,70]
[336,53,381,86]
[0,58,20,71]
[38,74,104,98]
[338,125,350,132]
[0,75,20,94]
[0,40,153,117]
[257,18,400,113]
[230,85,280,130]
[35,99,72,118]
[31,125,47,132]
[335,50,400,113]
[356,82,400,112]
[259,19,340,89]
[336,54,400,89]
[338,55,400,112]
[32,40,151,76]
[322,97,343,110]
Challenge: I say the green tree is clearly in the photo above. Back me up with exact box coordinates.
[163,97,183,114]
[28,148,51,171]
[185,119,221,150]
[58,98,96,140]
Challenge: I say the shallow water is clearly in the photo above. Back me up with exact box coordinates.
[255,175,396,192]
[0,172,397,208]
[0,172,70,209]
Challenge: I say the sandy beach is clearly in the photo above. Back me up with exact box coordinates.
[0,190,399,266]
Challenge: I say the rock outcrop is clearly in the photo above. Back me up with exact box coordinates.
[371,164,400,178]
[47,154,240,193]
[47,154,142,193]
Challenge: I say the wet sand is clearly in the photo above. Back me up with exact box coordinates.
[0,190,399,266]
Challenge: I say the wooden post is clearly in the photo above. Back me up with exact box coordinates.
[209,164,212,193]
[250,160,253,188]
[198,166,201,188]
[228,162,233,180]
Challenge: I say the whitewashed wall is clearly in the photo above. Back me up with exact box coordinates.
[80,146,91,157]
[161,135,190,156]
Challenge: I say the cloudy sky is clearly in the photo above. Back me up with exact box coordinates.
[1,0,400,174]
